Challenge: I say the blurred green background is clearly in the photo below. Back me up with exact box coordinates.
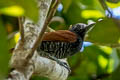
[0,0,120,80]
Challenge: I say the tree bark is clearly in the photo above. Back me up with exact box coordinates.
[7,0,69,80]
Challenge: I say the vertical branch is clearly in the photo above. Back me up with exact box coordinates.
[18,17,24,43]
[8,0,69,80]
[29,0,60,58]
[9,0,53,80]
[99,0,112,17]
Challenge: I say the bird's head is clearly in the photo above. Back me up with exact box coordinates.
[69,23,94,38]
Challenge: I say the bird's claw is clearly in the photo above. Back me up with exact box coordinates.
[57,61,71,74]
[40,51,71,74]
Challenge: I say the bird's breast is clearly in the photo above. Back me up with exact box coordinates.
[37,38,83,59]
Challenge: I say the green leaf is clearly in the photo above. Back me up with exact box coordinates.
[62,0,105,25]
[107,0,120,3]
[0,0,39,22]
[31,76,49,80]
[83,45,119,74]
[16,0,39,22]
[98,47,119,73]
[106,1,120,8]
[81,10,104,19]
[62,1,84,25]
[80,0,104,12]
[61,0,72,13]
[0,17,10,79]
[111,66,120,80]
[88,18,120,44]
[116,48,120,58]
[0,5,24,16]
[110,49,119,72]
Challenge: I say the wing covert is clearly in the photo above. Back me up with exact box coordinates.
[42,30,77,43]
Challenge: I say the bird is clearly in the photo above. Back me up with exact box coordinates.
[37,23,94,73]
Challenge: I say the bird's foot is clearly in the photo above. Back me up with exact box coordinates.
[56,60,71,74]
[40,51,71,74]
[48,54,71,74]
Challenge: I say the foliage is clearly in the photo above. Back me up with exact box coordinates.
[0,0,120,80]
[0,17,10,79]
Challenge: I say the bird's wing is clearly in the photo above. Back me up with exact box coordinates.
[42,30,77,43]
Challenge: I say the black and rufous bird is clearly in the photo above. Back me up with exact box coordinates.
[37,23,94,72]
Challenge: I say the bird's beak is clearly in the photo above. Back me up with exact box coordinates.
[85,22,96,32]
